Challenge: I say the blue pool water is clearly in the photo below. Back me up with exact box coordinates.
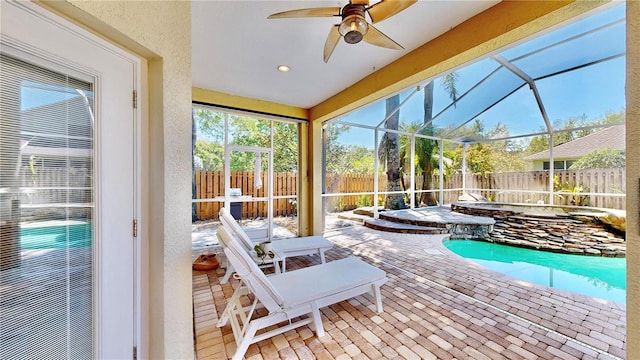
[20,223,92,249]
[444,239,626,304]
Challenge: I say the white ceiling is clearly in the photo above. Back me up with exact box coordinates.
[192,0,500,109]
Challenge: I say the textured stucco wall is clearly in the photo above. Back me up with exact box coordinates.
[627,1,640,357]
[50,1,193,358]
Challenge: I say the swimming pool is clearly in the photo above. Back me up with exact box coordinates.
[20,222,92,249]
[444,239,626,304]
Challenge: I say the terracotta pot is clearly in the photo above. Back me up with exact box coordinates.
[192,254,220,271]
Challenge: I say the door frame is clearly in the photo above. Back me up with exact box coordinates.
[0,1,146,357]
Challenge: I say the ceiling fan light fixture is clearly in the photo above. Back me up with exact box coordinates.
[340,17,367,43]
[339,14,368,44]
[266,0,417,63]
[338,4,368,44]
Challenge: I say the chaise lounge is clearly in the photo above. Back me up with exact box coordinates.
[216,226,388,360]
[218,207,334,282]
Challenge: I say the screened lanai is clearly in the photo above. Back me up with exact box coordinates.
[322,4,626,225]
[188,3,633,360]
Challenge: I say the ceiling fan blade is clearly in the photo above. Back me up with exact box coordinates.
[268,7,340,19]
[366,0,417,23]
[324,25,341,63]
[363,24,403,50]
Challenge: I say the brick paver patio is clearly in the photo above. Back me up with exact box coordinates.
[192,225,626,359]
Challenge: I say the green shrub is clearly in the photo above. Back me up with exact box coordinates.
[356,194,373,208]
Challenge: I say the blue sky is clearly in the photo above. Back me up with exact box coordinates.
[19,4,623,151]
[333,4,626,148]
[21,81,91,111]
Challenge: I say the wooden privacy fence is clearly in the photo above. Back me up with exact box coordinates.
[18,166,92,205]
[324,173,386,212]
[194,171,298,220]
[16,166,92,219]
[452,168,626,209]
[193,168,626,220]
[15,167,625,221]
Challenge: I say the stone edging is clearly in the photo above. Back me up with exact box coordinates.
[451,202,625,257]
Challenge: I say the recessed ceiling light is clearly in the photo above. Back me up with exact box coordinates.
[277,65,290,72]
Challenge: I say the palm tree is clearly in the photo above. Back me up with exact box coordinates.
[419,72,458,206]
[378,72,458,209]
[378,94,405,210]
[397,121,418,203]
[418,81,438,205]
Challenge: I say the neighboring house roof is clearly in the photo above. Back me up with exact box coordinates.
[21,144,91,158]
[20,96,93,159]
[524,124,625,161]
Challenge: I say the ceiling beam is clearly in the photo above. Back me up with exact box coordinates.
[192,87,308,120]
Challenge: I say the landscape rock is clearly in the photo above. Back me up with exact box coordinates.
[451,202,626,257]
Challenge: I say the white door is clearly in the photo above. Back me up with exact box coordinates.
[1,2,138,358]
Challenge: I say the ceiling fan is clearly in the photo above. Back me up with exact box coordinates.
[268,0,417,63]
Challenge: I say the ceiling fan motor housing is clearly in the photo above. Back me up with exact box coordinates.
[339,4,368,44]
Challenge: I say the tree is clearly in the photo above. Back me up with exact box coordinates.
[601,110,625,125]
[448,120,526,174]
[524,110,626,156]
[453,142,494,175]
[193,110,300,172]
[489,140,526,172]
[442,72,460,103]
[378,75,458,209]
[194,108,225,142]
[378,95,405,209]
[397,122,419,200]
[231,119,299,172]
[523,134,550,157]
[272,122,298,172]
[192,109,225,171]
[418,76,460,206]
[399,121,458,201]
[325,143,375,175]
[342,146,375,174]
[570,149,626,169]
[324,123,351,174]
[194,140,224,170]
[192,110,198,221]
[226,117,270,171]
[485,123,526,172]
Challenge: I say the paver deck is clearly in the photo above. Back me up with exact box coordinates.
[193,225,626,359]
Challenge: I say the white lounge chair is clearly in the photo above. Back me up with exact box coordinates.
[216,226,387,360]
[218,207,333,283]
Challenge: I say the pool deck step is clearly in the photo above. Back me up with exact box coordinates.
[337,212,370,224]
[364,219,450,235]
[379,212,449,228]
